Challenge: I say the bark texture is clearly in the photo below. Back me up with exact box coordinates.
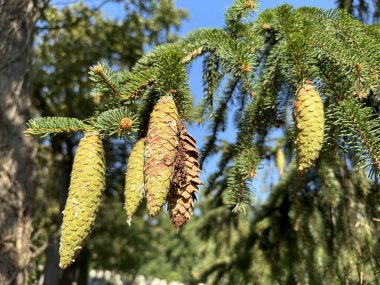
[0,1,36,284]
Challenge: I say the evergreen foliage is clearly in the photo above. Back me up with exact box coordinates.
[26,117,90,136]
[92,108,138,137]
[89,62,124,99]
[28,0,380,283]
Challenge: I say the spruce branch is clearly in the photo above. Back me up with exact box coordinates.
[226,147,258,214]
[185,29,256,78]
[204,142,236,195]
[120,69,157,102]
[26,117,91,137]
[225,0,259,31]
[310,10,380,93]
[180,47,206,64]
[200,77,239,167]
[242,70,255,97]
[132,43,182,72]
[202,52,223,116]
[89,62,123,98]
[154,48,193,117]
[91,107,139,137]
[235,45,282,149]
[334,97,380,175]
[135,86,157,137]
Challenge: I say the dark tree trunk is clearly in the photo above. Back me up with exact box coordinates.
[59,246,89,285]
[336,0,354,11]
[43,136,74,285]
[0,0,36,284]
[42,233,60,285]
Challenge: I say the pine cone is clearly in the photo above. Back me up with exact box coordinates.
[276,146,285,177]
[59,132,106,269]
[144,96,180,217]
[124,139,145,224]
[168,121,202,229]
[293,82,324,174]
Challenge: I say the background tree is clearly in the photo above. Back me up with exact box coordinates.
[336,0,380,22]
[0,1,37,284]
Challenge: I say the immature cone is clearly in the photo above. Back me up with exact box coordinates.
[144,96,179,216]
[293,82,324,174]
[59,132,105,269]
[124,139,145,224]
[276,146,285,177]
[168,121,202,229]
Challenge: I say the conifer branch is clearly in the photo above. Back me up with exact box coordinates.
[226,147,258,214]
[26,117,91,136]
[89,62,123,98]
[333,97,380,174]
[185,29,256,78]
[180,47,206,64]
[135,86,156,137]
[225,0,258,30]
[205,142,235,195]
[202,52,222,116]
[235,44,282,148]
[91,107,138,137]
[154,48,193,117]
[120,69,157,102]
[200,78,239,167]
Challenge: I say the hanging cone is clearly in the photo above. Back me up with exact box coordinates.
[144,96,180,217]
[59,132,106,269]
[276,146,285,177]
[293,82,324,174]
[124,139,145,224]
[167,121,202,229]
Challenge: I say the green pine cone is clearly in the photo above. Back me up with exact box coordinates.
[59,132,106,269]
[293,82,324,174]
[124,139,145,224]
[144,96,179,217]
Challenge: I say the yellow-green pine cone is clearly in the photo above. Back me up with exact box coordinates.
[276,146,285,177]
[144,96,180,217]
[293,82,324,174]
[59,132,106,269]
[168,121,202,229]
[124,139,145,224]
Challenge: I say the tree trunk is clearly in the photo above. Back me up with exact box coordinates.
[0,1,36,284]
[336,0,354,11]
[42,233,60,285]
[43,136,73,285]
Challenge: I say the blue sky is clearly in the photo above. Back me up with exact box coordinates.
[176,0,334,33]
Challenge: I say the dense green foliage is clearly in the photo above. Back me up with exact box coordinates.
[29,0,380,284]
